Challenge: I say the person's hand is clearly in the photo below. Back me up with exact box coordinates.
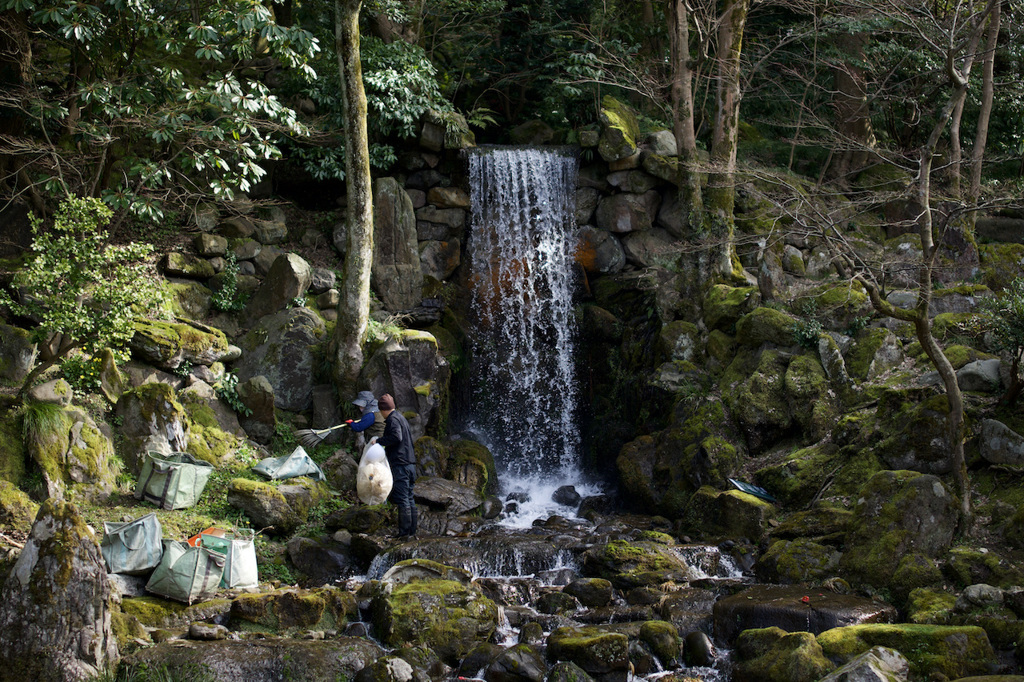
[370,437,378,444]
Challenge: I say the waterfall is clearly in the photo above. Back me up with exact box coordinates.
[465,147,581,489]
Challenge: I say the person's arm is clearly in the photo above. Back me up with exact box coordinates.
[348,411,376,433]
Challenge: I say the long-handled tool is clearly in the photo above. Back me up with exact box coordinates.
[294,422,350,449]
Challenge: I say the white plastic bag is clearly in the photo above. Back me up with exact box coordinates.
[356,443,392,505]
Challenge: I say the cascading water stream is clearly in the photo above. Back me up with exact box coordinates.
[464,147,591,522]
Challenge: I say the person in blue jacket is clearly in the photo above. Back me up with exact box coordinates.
[372,392,418,538]
[347,390,384,450]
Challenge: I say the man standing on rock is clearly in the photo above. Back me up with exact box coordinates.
[373,393,418,537]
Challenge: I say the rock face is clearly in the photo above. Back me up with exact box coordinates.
[360,330,447,433]
[236,307,325,412]
[373,177,423,311]
[244,252,313,322]
[0,500,118,681]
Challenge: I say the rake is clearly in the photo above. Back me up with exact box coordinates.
[294,422,350,449]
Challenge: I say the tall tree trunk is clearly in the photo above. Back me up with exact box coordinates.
[333,0,374,392]
[968,0,1000,208]
[828,31,876,186]
[704,0,749,278]
[669,0,703,235]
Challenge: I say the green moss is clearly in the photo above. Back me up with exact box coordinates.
[735,307,798,347]
[22,402,71,485]
[931,312,983,342]
[944,546,1024,588]
[0,412,26,485]
[905,587,955,625]
[758,538,839,583]
[979,242,1024,291]
[816,623,996,680]
[703,285,759,332]
[845,328,894,380]
[735,627,833,682]
[181,396,238,466]
[706,329,737,367]
[599,95,639,148]
[120,596,187,625]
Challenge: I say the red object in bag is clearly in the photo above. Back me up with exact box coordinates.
[187,526,228,547]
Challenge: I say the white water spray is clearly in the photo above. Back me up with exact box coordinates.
[465,148,581,499]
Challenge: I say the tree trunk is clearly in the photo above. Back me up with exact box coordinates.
[968,0,1000,208]
[704,0,749,278]
[333,0,374,392]
[669,0,703,235]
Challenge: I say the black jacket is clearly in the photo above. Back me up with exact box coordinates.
[379,410,415,466]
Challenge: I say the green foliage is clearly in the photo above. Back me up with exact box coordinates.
[792,318,824,350]
[214,372,252,417]
[60,355,103,395]
[0,196,165,393]
[3,0,318,214]
[978,277,1024,356]
[210,253,248,313]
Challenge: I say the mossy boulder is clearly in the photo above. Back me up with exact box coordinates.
[130,318,230,371]
[638,620,681,668]
[735,307,798,348]
[236,307,325,412]
[755,538,841,584]
[979,242,1024,292]
[164,280,213,320]
[449,439,497,496]
[22,402,118,501]
[547,626,630,682]
[370,577,498,666]
[227,478,302,536]
[229,588,357,635]
[598,96,640,163]
[0,480,37,532]
[680,486,777,542]
[755,443,839,508]
[0,499,118,680]
[579,540,690,590]
[943,546,1024,589]
[179,383,244,467]
[845,327,902,381]
[722,349,792,453]
[706,329,737,367]
[0,321,36,384]
[658,321,702,363]
[889,552,944,606]
[114,382,190,474]
[874,391,956,474]
[703,285,759,332]
[784,354,836,441]
[537,590,581,615]
[733,627,833,682]
[840,470,956,588]
[905,587,956,625]
[816,623,996,680]
[563,578,614,608]
[0,412,26,486]
[770,506,853,542]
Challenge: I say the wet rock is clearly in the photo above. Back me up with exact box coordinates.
[486,643,548,682]
[816,623,996,680]
[127,636,382,681]
[563,578,613,608]
[638,620,680,667]
[287,535,358,586]
[733,627,833,682]
[579,539,692,590]
[546,625,629,682]
[552,486,581,508]
[0,499,118,681]
[538,590,581,615]
[545,662,594,682]
[683,631,715,667]
[659,588,717,635]
[414,476,483,515]
[575,227,626,275]
[713,585,897,644]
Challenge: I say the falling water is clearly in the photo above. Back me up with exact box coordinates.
[465,147,582,493]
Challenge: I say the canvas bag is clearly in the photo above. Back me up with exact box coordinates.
[100,513,163,575]
[196,528,259,589]
[145,540,226,604]
[252,445,325,481]
[134,451,214,510]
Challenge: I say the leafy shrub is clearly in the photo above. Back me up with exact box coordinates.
[792,318,825,350]
[210,253,248,312]
[60,355,103,395]
[214,372,252,417]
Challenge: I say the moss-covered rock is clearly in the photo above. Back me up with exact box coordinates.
[735,307,798,347]
[22,402,118,501]
[703,285,759,332]
[449,439,497,496]
[680,486,777,542]
[598,96,640,163]
[889,553,944,606]
[638,620,681,668]
[227,478,301,536]
[722,349,792,453]
[130,318,229,371]
[754,443,839,508]
[755,538,840,584]
[784,354,836,441]
[370,577,498,666]
[845,327,902,381]
[114,382,190,473]
[733,627,833,682]
[706,329,737,367]
[769,506,852,542]
[229,588,357,634]
[579,539,690,590]
[164,280,213,320]
[943,546,1024,589]
[659,321,701,363]
[979,242,1024,292]
[905,587,955,625]
[0,480,37,532]
[840,470,956,589]
[0,412,26,486]
[816,623,996,680]
[547,626,630,681]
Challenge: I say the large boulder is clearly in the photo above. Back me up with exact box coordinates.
[840,470,957,588]
[360,330,447,435]
[114,382,189,474]
[579,539,693,590]
[979,419,1024,466]
[597,96,640,163]
[226,478,319,536]
[230,587,358,634]
[722,349,793,453]
[244,252,313,322]
[575,227,626,275]
[547,626,630,682]
[23,405,118,501]
[0,321,36,384]
[370,574,498,666]
[130,318,231,371]
[236,308,325,412]
[816,646,909,682]
[127,637,383,682]
[373,177,423,311]
[681,487,777,542]
[0,500,118,681]
[732,627,833,682]
[594,191,661,234]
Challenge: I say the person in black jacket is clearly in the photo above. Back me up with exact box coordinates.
[373,393,418,537]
